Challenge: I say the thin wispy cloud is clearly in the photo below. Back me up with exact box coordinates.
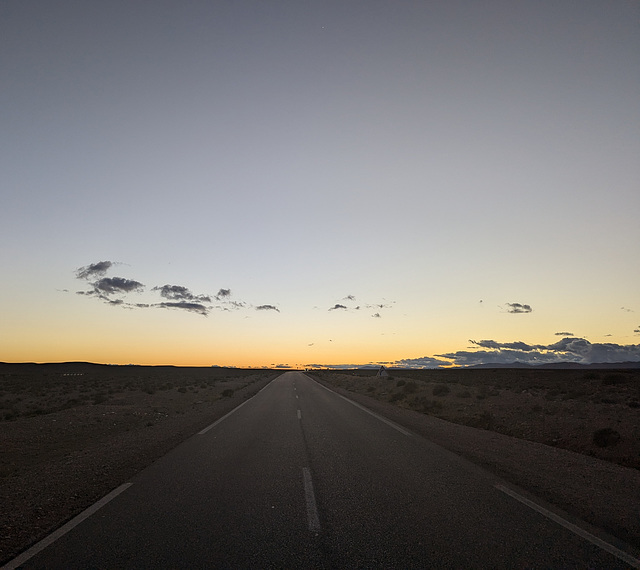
[328,295,395,314]
[153,284,212,303]
[156,302,209,316]
[505,302,533,314]
[470,339,540,351]
[555,332,574,336]
[76,261,113,280]
[255,304,280,313]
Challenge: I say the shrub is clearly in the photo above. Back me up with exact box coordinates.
[469,411,494,430]
[403,381,418,394]
[396,379,406,387]
[420,399,443,414]
[432,385,450,397]
[456,390,471,398]
[602,374,625,386]
[389,392,406,402]
[592,428,621,447]
[222,389,234,398]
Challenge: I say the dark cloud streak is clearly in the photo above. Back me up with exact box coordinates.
[153,284,211,303]
[255,304,280,312]
[505,302,532,314]
[76,261,113,280]
[156,302,209,316]
[92,277,144,295]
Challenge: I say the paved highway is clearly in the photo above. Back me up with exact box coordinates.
[7,372,638,568]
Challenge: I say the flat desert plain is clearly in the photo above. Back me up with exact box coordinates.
[312,367,640,471]
[1,364,639,563]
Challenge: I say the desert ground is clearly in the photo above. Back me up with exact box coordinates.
[311,367,640,471]
[1,364,639,564]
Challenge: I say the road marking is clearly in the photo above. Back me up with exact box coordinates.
[302,468,321,532]
[495,484,640,568]
[199,379,274,435]
[2,483,133,570]
[311,378,412,437]
[297,409,302,419]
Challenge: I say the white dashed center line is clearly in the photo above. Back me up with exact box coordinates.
[302,468,321,532]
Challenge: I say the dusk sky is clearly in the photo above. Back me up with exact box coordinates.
[2,0,639,368]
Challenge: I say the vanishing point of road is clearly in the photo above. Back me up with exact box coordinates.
[6,372,639,568]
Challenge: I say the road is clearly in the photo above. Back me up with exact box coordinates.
[7,371,638,568]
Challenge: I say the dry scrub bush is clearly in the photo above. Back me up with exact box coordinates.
[592,428,621,447]
[432,385,450,397]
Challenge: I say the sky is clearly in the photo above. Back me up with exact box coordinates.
[1,0,639,368]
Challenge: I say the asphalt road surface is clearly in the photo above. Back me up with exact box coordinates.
[7,372,638,568]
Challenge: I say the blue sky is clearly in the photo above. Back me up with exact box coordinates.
[1,0,639,367]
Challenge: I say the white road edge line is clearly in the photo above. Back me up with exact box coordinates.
[311,377,412,437]
[302,467,321,532]
[199,379,274,435]
[495,484,640,569]
[2,483,133,570]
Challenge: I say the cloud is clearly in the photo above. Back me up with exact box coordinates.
[555,332,574,336]
[621,307,634,312]
[392,356,452,369]
[153,284,211,303]
[505,302,532,314]
[93,277,144,295]
[216,288,231,300]
[329,304,348,311]
[255,304,280,312]
[156,302,209,316]
[76,261,114,280]
[470,339,541,351]
[366,303,393,310]
[343,295,356,301]
[437,337,640,366]
[372,312,381,318]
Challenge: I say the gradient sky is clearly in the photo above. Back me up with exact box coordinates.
[2,0,639,368]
